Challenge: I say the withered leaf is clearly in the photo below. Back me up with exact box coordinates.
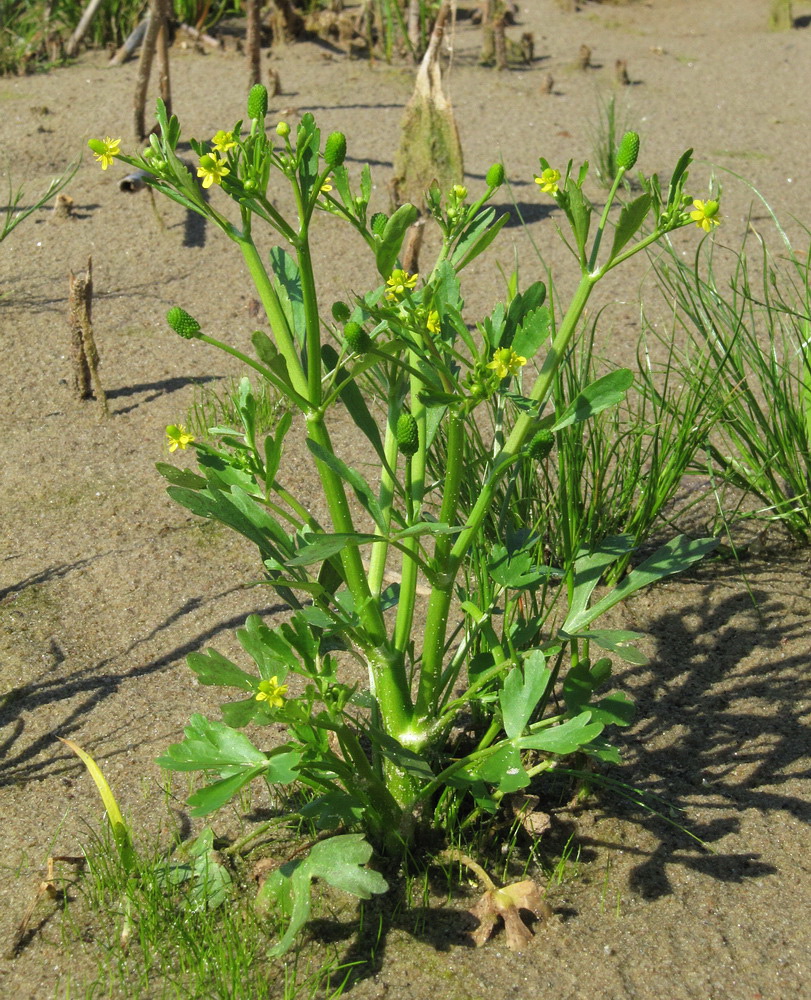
[468,878,552,951]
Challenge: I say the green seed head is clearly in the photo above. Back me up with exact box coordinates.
[486,162,505,188]
[396,411,419,457]
[332,301,351,322]
[616,131,640,171]
[344,321,370,354]
[370,212,388,236]
[527,429,554,461]
[167,306,201,340]
[247,84,268,121]
[324,131,347,168]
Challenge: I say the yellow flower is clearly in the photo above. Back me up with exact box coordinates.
[197,153,230,189]
[385,268,418,301]
[166,424,194,452]
[451,184,467,200]
[689,199,721,233]
[211,129,237,154]
[90,136,121,170]
[320,176,333,193]
[426,310,441,335]
[487,347,527,379]
[256,676,288,708]
[534,167,561,195]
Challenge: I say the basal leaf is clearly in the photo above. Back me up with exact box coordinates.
[500,659,552,739]
[518,711,604,755]
[157,714,268,772]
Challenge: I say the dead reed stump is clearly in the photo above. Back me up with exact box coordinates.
[68,257,108,417]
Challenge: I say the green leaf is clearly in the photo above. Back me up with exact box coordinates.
[552,369,634,432]
[306,439,387,531]
[264,411,292,485]
[518,711,604,754]
[591,692,635,728]
[257,834,388,957]
[451,208,510,272]
[375,203,419,277]
[566,535,636,625]
[562,628,648,665]
[320,344,386,464]
[566,181,593,259]
[667,148,693,207]
[186,765,266,816]
[565,535,717,633]
[476,743,529,793]
[187,649,257,691]
[157,714,268,772]
[269,247,305,347]
[156,463,207,489]
[300,790,365,830]
[287,531,378,566]
[512,305,551,361]
[488,544,557,590]
[609,193,651,261]
[500,658,552,739]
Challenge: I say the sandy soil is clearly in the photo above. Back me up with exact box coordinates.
[1,1,810,997]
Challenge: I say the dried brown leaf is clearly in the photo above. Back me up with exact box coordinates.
[467,877,552,951]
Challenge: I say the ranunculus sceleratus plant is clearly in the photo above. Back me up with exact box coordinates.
[91,93,718,950]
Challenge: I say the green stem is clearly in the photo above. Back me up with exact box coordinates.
[237,238,309,403]
[367,389,403,597]
[416,272,599,716]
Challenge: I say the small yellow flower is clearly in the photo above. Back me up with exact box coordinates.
[426,310,441,335]
[689,198,721,233]
[534,167,561,195]
[320,176,333,193]
[451,184,467,200]
[487,347,527,379]
[166,424,194,452]
[256,676,288,708]
[385,268,418,301]
[90,136,121,170]
[197,153,230,189]
[211,129,237,154]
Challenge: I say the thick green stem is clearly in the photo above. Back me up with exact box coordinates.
[393,362,428,655]
[416,273,599,714]
[367,400,401,597]
[413,410,466,718]
[238,238,309,403]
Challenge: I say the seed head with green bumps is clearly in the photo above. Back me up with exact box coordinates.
[616,131,640,171]
[324,131,347,168]
[166,307,202,340]
[396,411,419,457]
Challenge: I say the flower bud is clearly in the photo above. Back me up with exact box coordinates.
[324,131,347,168]
[527,429,554,461]
[396,411,420,457]
[370,212,388,236]
[486,163,505,188]
[276,120,290,137]
[332,300,351,322]
[247,84,268,121]
[167,307,202,339]
[616,131,640,171]
[344,321,370,354]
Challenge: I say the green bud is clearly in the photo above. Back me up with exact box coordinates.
[486,163,505,188]
[344,321,370,353]
[276,120,290,137]
[396,411,419,457]
[324,131,347,168]
[370,212,388,236]
[332,301,351,322]
[247,84,268,121]
[527,429,554,461]
[167,306,201,340]
[616,131,640,171]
